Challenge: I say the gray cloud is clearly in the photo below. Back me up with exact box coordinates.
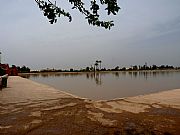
[0,0,180,69]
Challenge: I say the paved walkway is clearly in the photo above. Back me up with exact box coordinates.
[0,76,180,135]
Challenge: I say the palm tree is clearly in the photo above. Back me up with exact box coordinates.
[94,60,102,71]
[99,60,102,71]
[95,62,99,71]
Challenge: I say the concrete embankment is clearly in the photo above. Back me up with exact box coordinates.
[0,76,180,135]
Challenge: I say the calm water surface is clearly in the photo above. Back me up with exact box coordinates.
[22,71,180,100]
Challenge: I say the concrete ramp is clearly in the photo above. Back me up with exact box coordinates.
[0,76,75,104]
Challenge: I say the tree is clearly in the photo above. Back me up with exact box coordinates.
[18,66,31,73]
[35,0,120,29]
[120,67,126,71]
[152,65,157,70]
[114,66,119,71]
[99,60,102,70]
[86,67,90,71]
[132,65,138,70]
[94,61,99,71]
[70,68,74,72]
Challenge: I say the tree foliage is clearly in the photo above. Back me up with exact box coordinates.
[17,66,31,73]
[35,0,120,29]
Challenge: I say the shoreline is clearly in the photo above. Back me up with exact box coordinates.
[1,76,180,104]
[0,76,180,134]
[19,69,180,75]
[18,70,180,101]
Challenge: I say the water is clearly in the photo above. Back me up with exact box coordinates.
[21,71,180,100]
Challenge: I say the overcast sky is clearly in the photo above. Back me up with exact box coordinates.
[0,0,180,70]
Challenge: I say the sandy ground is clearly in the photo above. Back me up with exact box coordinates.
[0,76,180,135]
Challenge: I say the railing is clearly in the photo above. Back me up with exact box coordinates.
[0,74,8,90]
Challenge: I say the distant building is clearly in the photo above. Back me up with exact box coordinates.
[0,64,10,75]
[0,64,18,76]
[10,65,18,76]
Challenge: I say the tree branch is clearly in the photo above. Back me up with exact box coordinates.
[35,0,120,29]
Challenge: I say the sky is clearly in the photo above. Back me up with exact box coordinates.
[0,0,180,70]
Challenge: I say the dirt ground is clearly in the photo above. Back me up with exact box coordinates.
[0,77,180,135]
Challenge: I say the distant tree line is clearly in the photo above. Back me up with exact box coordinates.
[38,68,62,73]
[17,66,31,73]
[30,63,180,73]
[79,64,178,72]
[111,64,176,71]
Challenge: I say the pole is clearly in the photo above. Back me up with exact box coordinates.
[0,51,1,64]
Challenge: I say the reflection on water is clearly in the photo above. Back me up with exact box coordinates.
[21,71,180,100]
[22,71,177,85]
